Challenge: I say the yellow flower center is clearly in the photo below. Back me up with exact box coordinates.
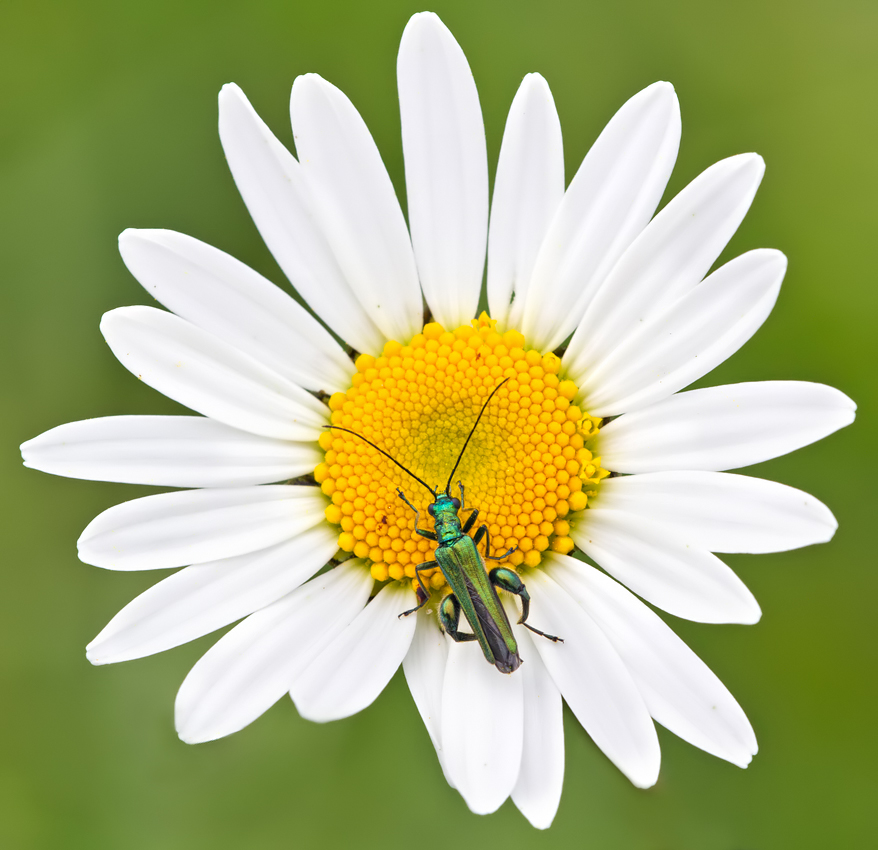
[314,314,608,593]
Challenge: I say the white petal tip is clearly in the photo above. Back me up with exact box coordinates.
[85,646,106,666]
[289,74,340,117]
[76,535,112,569]
[628,769,660,790]
[460,796,507,816]
[514,802,558,830]
[647,80,677,97]
[520,71,550,89]
[98,307,125,336]
[836,390,858,415]
[718,741,757,769]
[400,12,458,52]
[291,705,338,725]
[292,71,325,90]
[693,592,762,626]
[739,152,766,175]
[749,248,788,274]
[176,729,201,745]
[86,638,127,666]
[738,603,762,626]
[812,504,839,544]
[118,227,166,247]
[631,80,679,115]
[405,10,445,30]
[715,595,761,625]
[174,713,221,745]
[218,82,244,101]
[291,692,353,725]
[117,229,163,268]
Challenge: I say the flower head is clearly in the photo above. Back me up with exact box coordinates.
[21,11,855,828]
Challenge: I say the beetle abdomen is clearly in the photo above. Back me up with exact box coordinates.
[462,573,521,674]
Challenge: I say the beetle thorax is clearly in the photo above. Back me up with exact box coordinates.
[430,496,464,545]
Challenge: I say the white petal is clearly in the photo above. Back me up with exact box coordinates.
[291,581,417,722]
[565,153,765,380]
[523,569,660,788]
[21,415,320,488]
[441,640,524,814]
[594,471,837,553]
[487,73,564,328]
[78,485,326,571]
[398,12,488,328]
[100,306,328,442]
[572,510,761,624]
[520,81,681,352]
[87,524,338,664]
[597,381,857,473]
[218,83,385,354]
[118,229,354,394]
[510,627,564,830]
[581,249,785,415]
[290,75,422,342]
[175,560,373,743]
[549,555,757,767]
[402,608,449,756]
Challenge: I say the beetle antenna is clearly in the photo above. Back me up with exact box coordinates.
[444,378,510,495]
[322,426,437,498]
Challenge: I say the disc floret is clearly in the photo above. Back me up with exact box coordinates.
[314,314,608,589]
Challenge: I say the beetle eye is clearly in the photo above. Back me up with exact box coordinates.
[451,497,461,510]
[427,504,436,516]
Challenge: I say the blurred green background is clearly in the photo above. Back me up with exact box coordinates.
[2,0,875,847]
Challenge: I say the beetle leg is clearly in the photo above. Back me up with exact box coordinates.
[461,506,479,534]
[438,594,478,643]
[399,560,439,618]
[489,567,563,643]
[473,523,518,561]
[456,481,480,531]
[396,488,438,541]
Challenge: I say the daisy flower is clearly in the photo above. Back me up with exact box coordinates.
[21,11,855,828]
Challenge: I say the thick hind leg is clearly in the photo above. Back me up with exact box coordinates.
[438,594,478,643]
[489,567,563,643]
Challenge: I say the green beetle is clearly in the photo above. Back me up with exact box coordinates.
[327,379,561,674]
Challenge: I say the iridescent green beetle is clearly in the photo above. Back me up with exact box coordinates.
[327,379,561,674]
